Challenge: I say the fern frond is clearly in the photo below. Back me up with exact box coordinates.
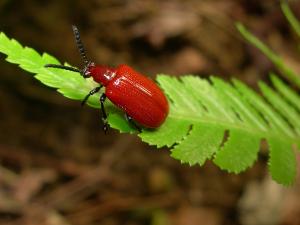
[236,23,300,88]
[281,0,300,38]
[1,31,299,185]
[141,76,299,185]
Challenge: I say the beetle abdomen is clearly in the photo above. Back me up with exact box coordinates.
[105,65,169,128]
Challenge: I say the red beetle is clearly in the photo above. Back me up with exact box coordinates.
[45,26,169,132]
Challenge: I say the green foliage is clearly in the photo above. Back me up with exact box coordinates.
[237,22,300,87]
[281,0,300,38]
[141,75,299,185]
[0,32,136,133]
[1,13,300,186]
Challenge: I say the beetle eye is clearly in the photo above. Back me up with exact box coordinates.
[82,70,91,78]
[82,62,94,78]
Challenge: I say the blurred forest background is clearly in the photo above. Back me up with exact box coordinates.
[1,0,300,225]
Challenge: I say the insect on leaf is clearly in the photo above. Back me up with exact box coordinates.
[0,31,300,185]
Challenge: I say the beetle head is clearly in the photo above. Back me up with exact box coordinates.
[86,64,116,86]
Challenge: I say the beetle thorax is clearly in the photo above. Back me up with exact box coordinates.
[88,65,116,86]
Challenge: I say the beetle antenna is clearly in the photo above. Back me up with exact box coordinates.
[45,64,81,73]
[72,25,89,66]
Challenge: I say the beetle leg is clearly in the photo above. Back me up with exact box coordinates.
[100,93,109,133]
[81,85,103,106]
[125,114,142,132]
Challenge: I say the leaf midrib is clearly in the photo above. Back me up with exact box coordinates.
[169,112,299,143]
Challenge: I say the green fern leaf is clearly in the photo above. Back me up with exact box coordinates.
[1,32,299,185]
[281,0,300,38]
[143,76,299,185]
[0,32,136,133]
[236,22,300,88]
[270,74,300,113]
